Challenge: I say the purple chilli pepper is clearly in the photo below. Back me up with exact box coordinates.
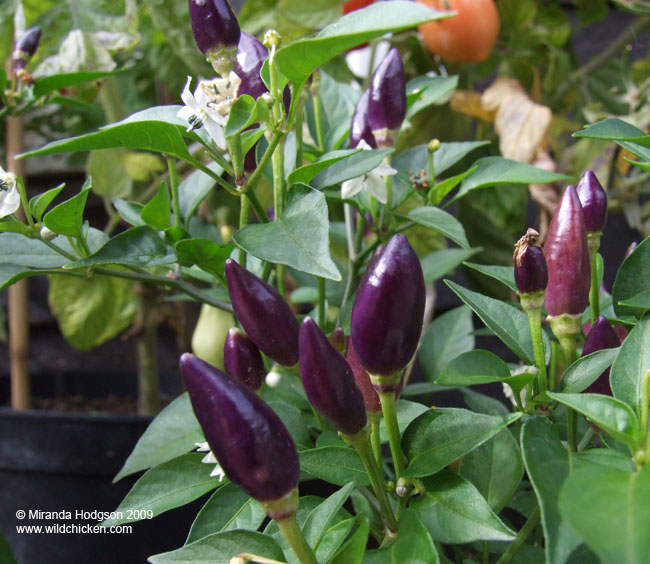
[544,185,591,319]
[224,328,265,393]
[299,318,367,436]
[575,170,607,234]
[351,234,425,381]
[582,316,620,395]
[514,228,548,296]
[13,27,42,75]
[225,259,299,367]
[180,353,299,508]
[235,32,268,99]
[346,338,382,414]
[368,48,406,148]
[350,89,377,149]
[188,0,240,75]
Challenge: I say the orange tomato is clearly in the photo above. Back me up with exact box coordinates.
[342,0,374,15]
[416,0,500,64]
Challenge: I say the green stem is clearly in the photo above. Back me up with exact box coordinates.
[640,370,650,461]
[135,283,161,416]
[317,277,326,328]
[15,177,35,230]
[550,341,559,389]
[588,234,602,323]
[578,427,595,452]
[247,190,268,223]
[246,131,284,195]
[370,411,383,468]
[313,92,325,151]
[347,430,398,532]
[495,505,541,564]
[275,514,318,564]
[559,334,578,452]
[524,304,547,396]
[167,158,181,228]
[239,194,251,266]
[378,388,406,480]
[227,132,245,189]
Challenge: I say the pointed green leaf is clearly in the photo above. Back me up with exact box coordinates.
[33,71,120,98]
[287,149,360,186]
[303,482,355,549]
[29,183,66,223]
[613,237,650,319]
[429,166,476,206]
[43,178,92,238]
[115,393,203,482]
[141,182,172,230]
[402,408,522,478]
[462,262,517,293]
[405,206,470,249]
[573,118,650,144]
[233,186,341,280]
[225,95,270,137]
[392,141,490,180]
[560,347,620,393]
[412,471,516,543]
[316,519,356,564]
[311,148,392,189]
[330,520,369,564]
[299,447,370,487]
[407,75,458,120]
[421,247,480,283]
[175,239,233,281]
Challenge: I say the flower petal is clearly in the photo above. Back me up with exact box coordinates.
[341,177,364,200]
[365,174,387,204]
[0,185,21,218]
[180,76,197,110]
[374,162,397,176]
[356,139,373,151]
[204,120,226,150]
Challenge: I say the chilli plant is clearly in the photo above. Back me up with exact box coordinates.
[1,1,650,563]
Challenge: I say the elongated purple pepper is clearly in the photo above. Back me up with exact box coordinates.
[225,259,299,366]
[299,318,367,435]
[351,234,425,377]
[13,27,42,74]
[575,170,607,234]
[349,89,377,149]
[180,353,299,502]
[189,0,240,74]
[513,228,548,295]
[544,186,591,317]
[582,316,620,395]
[368,48,406,148]
[224,328,265,392]
[346,338,381,413]
[235,32,268,100]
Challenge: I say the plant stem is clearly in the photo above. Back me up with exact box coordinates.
[167,158,181,228]
[135,283,161,415]
[312,90,325,151]
[559,335,578,451]
[369,411,383,468]
[525,306,547,396]
[274,514,318,564]
[239,193,251,266]
[495,505,541,564]
[378,388,406,480]
[640,370,650,464]
[588,234,601,323]
[227,132,245,189]
[317,277,326,328]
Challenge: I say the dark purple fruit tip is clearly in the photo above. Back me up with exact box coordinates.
[180,353,298,501]
[299,318,367,436]
[513,228,548,295]
[235,32,268,100]
[368,48,406,147]
[576,170,607,234]
[224,328,265,392]
[582,316,620,395]
[225,259,299,367]
[349,89,377,149]
[13,26,42,71]
[351,234,425,376]
[189,0,240,70]
[544,185,591,317]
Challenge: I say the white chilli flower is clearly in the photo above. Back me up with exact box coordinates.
[0,167,20,219]
[341,139,397,204]
[195,441,227,481]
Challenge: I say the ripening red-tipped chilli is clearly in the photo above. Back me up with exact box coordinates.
[224,328,265,392]
[188,0,240,57]
[513,229,548,295]
[544,185,591,317]
[368,48,406,147]
[351,234,425,376]
[180,353,299,501]
[349,89,377,149]
[582,316,620,395]
[575,170,607,234]
[225,259,299,366]
[299,319,367,435]
[13,27,42,72]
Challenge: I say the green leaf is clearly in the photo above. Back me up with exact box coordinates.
[225,95,270,137]
[274,2,448,85]
[461,388,510,416]
[613,237,650,319]
[303,482,355,549]
[459,429,523,512]
[287,149,360,186]
[619,289,650,310]
[421,247,480,283]
[114,393,203,482]
[573,117,650,144]
[445,280,551,365]
[67,226,177,269]
[0,529,17,564]
[268,401,312,450]
[33,70,120,98]
[141,182,172,230]
[103,454,221,526]
[149,530,285,564]
[405,206,470,249]
[186,483,266,543]
[113,199,146,227]
[299,447,370,487]
[233,185,341,280]
[316,519,355,564]
[175,239,233,281]
[29,183,65,223]
[412,471,516,543]
[318,72,361,151]
[451,157,571,204]
[43,178,92,238]
[311,148,393,189]
[402,408,522,478]
[178,163,223,226]
[521,417,582,564]
[330,520,369,564]
[559,463,650,564]
[48,271,136,350]
[610,315,650,418]
[462,262,517,293]
[418,305,474,382]
[548,392,640,451]
[429,166,477,206]
[560,348,620,393]
[393,141,490,181]
[576,448,636,473]
[406,75,458,120]
[378,400,428,443]
[0,219,31,236]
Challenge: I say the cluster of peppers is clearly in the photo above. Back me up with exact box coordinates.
[514,170,622,420]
